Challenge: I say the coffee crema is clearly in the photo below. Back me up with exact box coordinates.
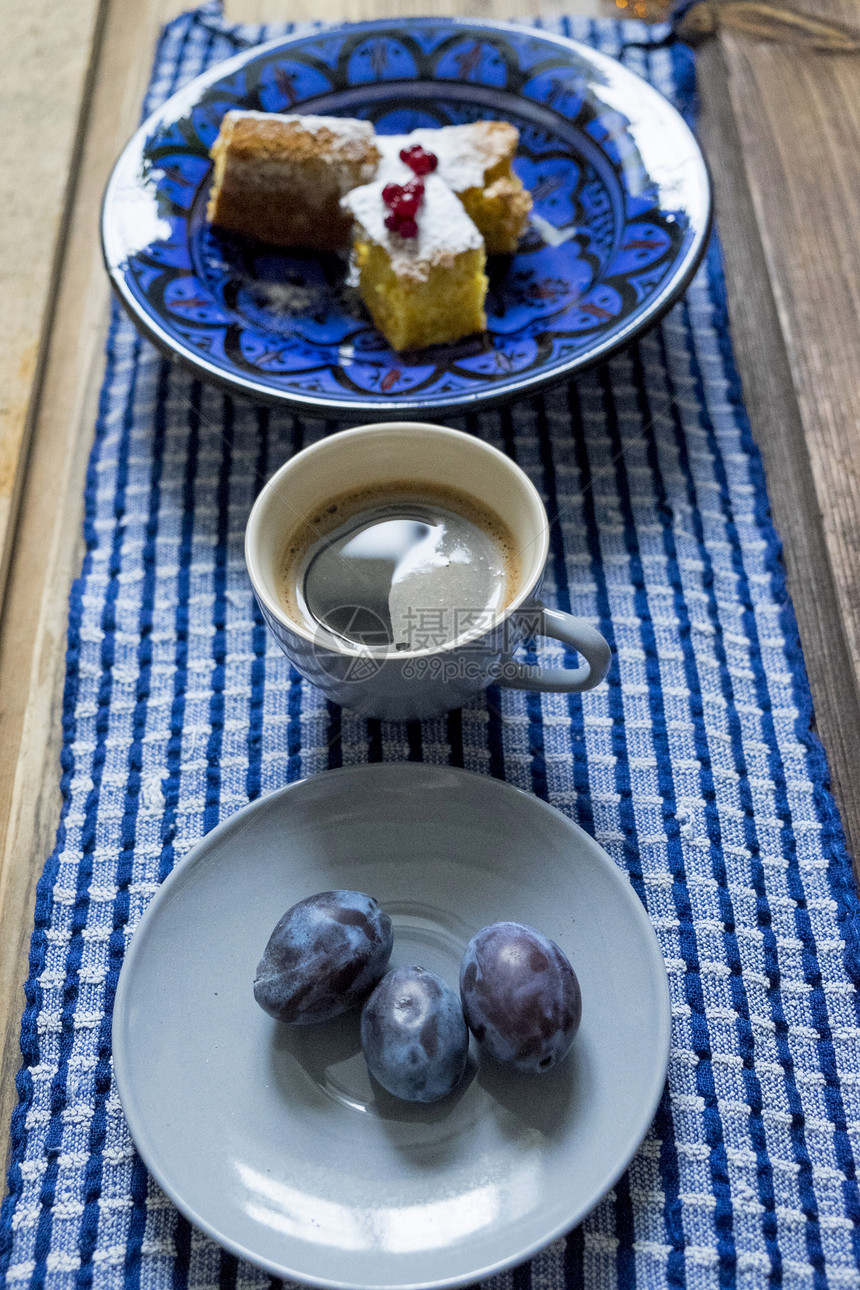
[278,480,521,653]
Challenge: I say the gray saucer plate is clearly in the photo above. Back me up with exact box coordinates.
[113,764,671,1289]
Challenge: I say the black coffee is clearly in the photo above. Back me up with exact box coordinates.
[279,482,518,652]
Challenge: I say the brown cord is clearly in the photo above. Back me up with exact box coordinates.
[675,1,860,51]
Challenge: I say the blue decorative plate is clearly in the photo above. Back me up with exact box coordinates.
[102,18,711,417]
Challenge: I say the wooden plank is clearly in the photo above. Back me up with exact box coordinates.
[696,38,860,870]
[718,34,860,698]
[714,22,860,876]
[229,0,602,19]
[0,0,104,611]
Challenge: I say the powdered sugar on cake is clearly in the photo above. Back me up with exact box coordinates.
[375,124,514,192]
[341,173,483,280]
[373,135,413,183]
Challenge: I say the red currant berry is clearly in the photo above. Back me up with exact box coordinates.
[384,212,402,233]
[400,144,438,176]
[396,217,418,239]
[392,191,421,219]
[382,182,404,208]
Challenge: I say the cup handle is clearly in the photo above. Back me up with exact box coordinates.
[497,604,611,693]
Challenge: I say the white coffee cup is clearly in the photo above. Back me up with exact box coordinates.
[245,421,610,721]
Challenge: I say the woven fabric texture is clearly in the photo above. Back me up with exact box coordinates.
[2,4,860,1287]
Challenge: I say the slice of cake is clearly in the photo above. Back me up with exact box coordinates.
[341,172,488,351]
[377,123,532,254]
[207,111,380,250]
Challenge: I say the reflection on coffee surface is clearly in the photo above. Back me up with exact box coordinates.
[279,482,519,652]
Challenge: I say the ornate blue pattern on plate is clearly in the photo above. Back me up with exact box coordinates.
[102,19,712,416]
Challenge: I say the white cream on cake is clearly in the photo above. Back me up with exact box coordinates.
[341,173,484,281]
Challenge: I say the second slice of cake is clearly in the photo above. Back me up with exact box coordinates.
[341,173,488,352]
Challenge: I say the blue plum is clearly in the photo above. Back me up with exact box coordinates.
[254,889,393,1024]
[360,966,469,1103]
[459,921,581,1073]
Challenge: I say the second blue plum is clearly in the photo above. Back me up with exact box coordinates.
[361,965,469,1102]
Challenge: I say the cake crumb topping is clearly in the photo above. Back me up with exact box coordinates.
[217,110,379,164]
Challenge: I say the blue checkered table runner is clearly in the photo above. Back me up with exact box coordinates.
[2,3,859,1286]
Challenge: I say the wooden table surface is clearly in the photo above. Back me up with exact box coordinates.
[1,0,859,1180]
